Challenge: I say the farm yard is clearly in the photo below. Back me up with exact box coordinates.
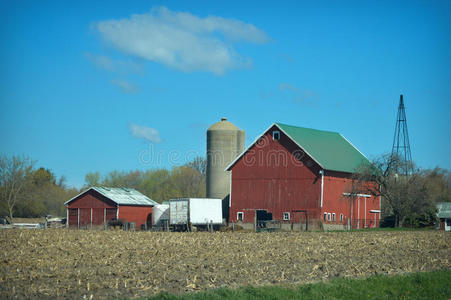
[0,230,450,299]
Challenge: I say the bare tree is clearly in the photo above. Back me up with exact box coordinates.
[0,155,35,222]
[187,157,206,176]
[349,154,436,227]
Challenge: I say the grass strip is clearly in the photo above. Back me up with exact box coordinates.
[148,269,451,300]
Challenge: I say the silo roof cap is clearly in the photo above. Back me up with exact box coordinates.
[208,118,241,131]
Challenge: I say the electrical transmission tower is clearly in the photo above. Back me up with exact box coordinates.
[391,94,413,176]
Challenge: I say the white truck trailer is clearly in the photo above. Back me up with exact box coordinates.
[169,198,223,231]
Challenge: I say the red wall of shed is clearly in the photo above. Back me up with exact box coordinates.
[67,190,117,227]
[229,126,322,223]
[118,206,153,229]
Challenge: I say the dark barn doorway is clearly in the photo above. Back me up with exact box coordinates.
[256,210,272,228]
[146,213,152,230]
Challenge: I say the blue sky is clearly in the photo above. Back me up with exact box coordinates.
[1,0,450,188]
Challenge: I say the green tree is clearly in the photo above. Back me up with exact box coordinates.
[84,172,101,187]
[423,168,451,203]
[140,169,173,202]
[171,165,205,198]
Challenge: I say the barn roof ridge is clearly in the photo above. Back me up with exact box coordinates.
[226,122,371,174]
[65,186,158,206]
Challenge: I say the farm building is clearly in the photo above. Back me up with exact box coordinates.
[436,202,451,231]
[226,123,381,230]
[65,187,158,229]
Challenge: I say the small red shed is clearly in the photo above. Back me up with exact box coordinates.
[226,123,381,230]
[65,187,158,229]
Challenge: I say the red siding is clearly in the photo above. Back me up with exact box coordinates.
[322,173,380,228]
[118,206,152,229]
[230,126,322,224]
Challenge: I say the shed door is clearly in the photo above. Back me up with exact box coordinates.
[68,208,78,228]
[92,208,104,226]
[79,208,90,227]
[106,208,117,221]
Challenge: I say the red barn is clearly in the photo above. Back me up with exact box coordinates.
[226,123,381,230]
[65,187,158,230]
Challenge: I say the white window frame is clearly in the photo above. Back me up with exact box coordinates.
[272,131,280,140]
[332,213,336,221]
[283,212,290,221]
[237,212,244,221]
[328,213,331,221]
[340,213,344,222]
[324,212,327,221]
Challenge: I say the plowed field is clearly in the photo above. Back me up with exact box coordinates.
[1,230,449,299]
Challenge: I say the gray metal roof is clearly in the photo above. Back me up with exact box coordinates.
[65,187,158,206]
[437,202,451,219]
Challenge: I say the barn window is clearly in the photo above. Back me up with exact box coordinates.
[324,213,327,221]
[237,212,244,221]
[340,214,344,222]
[328,213,331,221]
[283,212,290,221]
[332,213,336,221]
[272,131,280,140]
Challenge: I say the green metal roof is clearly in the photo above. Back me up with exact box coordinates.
[65,187,158,206]
[276,123,371,173]
[437,202,451,219]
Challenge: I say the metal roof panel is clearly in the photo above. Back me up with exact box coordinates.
[276,123,371,173]
[437,202,451,219]
[65,187,158,206]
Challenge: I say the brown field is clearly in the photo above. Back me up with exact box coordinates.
[0,229,450,299]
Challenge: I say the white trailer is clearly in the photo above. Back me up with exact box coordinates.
[169,198,223,228]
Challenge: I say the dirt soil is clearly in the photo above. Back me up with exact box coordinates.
[0,230,449,299]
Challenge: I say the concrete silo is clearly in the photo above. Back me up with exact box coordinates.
[206,118,245,201]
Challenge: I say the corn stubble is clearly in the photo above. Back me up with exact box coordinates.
[0,230,449,298]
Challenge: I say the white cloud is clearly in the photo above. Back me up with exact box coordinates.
[111,79,139,94]
[94,6,268,75]
[279,83,320,107]
[85,53,144,74]
[129,123,161,143]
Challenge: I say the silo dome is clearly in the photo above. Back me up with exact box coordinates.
[206,118,245,200]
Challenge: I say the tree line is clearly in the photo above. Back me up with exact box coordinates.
[1,153,450,227]
[83,156,206,203]
[0,155,206,221]
[349,153,451,228]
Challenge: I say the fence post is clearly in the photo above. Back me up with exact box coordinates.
[254,212,257,232]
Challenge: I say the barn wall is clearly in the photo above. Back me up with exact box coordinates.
[229,125,322,224]
[119,206,153,229]
[322,173,380,228]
